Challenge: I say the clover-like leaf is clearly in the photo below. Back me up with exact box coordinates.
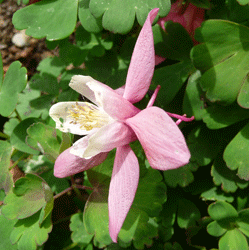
[0,140,13,194]
[191,20,249,107]
[219,229,248,250]
[236,0,249,4]
[70,213,94,246]
[12,0,78,40]
[164,242,183,250]
[30,73,59,95]
[10,210,52,250]
[202,103,249,129]
[0,61,27,117]
[223,122,249,181]
[177,198,201,229]
[201,187,234,203]
[163,162,198,188]
[211,155,248,193]
[0,215,18,250]
[3,118,19,137]
[153,22,193,61]
[36,57,66,77]
[10,118,40,155]
[207,221,227,237]
[78,0,103,33]
[16,87,49,120]
[1,174,53,222]
[26,122,61,162]
[23,155,69,194]
[152,22,195,106]
[89,0,171,34]
[187,124,222,166]
[153,59,194,106]
[237,209,249,238]
[183,70,207,120]
[208,201,238,222]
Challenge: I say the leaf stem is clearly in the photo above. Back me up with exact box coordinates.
[14,109,22,121]
[53,187,73,200]
[9,153,28,170]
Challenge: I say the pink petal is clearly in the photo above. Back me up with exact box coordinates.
[158,1,204,41]
[70,75,140,120]
[108,145,139,242]
[126,107,190,170]
[123,9,159,103]
[155,55,166,65]
[54,147,108,178]
[70,122,137,159]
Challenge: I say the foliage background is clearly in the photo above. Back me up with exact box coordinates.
[1,0,249,249]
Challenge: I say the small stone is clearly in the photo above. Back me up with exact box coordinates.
[12,30,30,47]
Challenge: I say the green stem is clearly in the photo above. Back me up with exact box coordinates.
[15,109,22,121]
[53,187,73,200]
[9,153,28,170]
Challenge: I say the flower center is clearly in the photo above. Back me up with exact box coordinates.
[68,102,111,131]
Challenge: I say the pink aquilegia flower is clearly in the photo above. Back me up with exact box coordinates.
[49,8,193,243]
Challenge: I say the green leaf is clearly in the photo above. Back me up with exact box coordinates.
[207,221,227,237]
[83,183,112,245]
[237,209,249,238]
[163,162,198,188]
[30,73,59,95]
[187,124,222,166]
[12,0,78,40]
[202,103,249,129]
[22,155,69,194]
[26,122,61,162]
[36,57,66,77]
[1,174,53,221]
[153,22,193,61]
[10,118,40,155]
[78,0,103,33]
[208,201,238,222]
[89,0,170,34]
[0,215,18,250]
[236,0,249,5]
[223,122,249,181]
[219,229,248,250]
[16,87,49,120]
[0,52,3,84]
[0,140,13,194]
[3,118,19,137]
[183,70,206,120]
[201,187,234,203]
[0,61,27,117]
[190,0,210,9]
[164,242,183,250]
[177,198,201,229]
[10,210,52,250]
[191,20,249,107]
[70,213,94,246]
[153,60,194,106]
[211,155,248,193]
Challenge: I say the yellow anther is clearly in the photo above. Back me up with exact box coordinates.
[67,102,110,131]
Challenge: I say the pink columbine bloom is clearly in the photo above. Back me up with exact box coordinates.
[49,8,193,243]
